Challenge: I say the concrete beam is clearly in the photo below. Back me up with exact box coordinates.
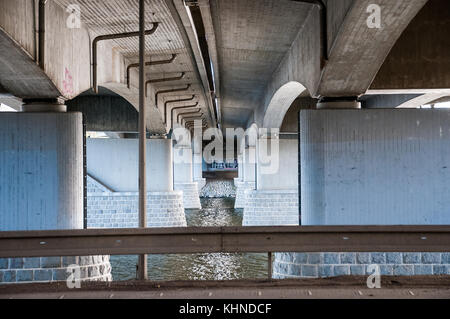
[317,0,428,97]
[371,0,450,91]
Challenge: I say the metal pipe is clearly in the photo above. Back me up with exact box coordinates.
[164,95,195,124]
[177,109,202,123]
[145,72,186,97]
[127,54,177,89]
[137,0,148,281]
[290,0,328,67]
[170,102,199,129]
[92,22,159,93]
[155,84,191,110]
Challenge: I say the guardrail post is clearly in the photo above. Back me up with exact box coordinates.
[268,252,273,280]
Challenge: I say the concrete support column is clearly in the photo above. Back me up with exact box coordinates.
[234,145,257,209]
[173,143,201,209]
[274,109,450,279]
[0,106,111,284]
[243,136,298,226]
[192,134,206,191]
[86,138,186,228]
[233,154,244,186]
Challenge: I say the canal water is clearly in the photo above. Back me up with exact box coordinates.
[109,198,268,281]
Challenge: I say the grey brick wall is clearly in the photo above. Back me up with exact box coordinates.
[242,190,299,226]
[87,191,187,228]
[234,181,255,209]
[174,182,201,210]
[0,256,112,284]
[273,252,450,278]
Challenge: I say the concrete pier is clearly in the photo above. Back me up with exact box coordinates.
[235,146,256,209]
[173,143,202,209]
[86,138,186,227]
[0,111,111,284]
[243,138,299,226]
[192,134,206,191]
[274,109,450,278]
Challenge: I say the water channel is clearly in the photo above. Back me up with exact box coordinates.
[109,197,268,281]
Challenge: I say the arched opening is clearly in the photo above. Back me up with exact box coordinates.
[263,81,308,130]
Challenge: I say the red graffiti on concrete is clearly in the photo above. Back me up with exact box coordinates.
[63,67,74,95]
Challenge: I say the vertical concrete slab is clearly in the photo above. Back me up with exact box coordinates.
[0,112,83,231]
[300,109,450,225]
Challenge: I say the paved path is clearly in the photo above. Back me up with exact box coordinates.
[1,277,449,299]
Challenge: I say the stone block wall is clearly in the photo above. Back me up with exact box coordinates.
[242,190,299,226]
[0,256,112,284]
[234,181,255,209]
[273,252,450,278]
[174,182,201,209]
[87,176,186,228]
[87,192,186,228]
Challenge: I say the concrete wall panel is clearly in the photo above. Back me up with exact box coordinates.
[300,109,450,225]
[0,112,83,231]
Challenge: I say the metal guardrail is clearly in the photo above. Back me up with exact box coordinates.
[1,226,449,259]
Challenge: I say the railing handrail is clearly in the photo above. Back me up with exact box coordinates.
[1,225,449,258]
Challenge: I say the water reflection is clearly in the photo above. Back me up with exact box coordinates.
[110,198,268,281]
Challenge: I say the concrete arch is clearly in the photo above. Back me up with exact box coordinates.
[263,82,307,129]
[100,83,166,134]
[67,85,166,134]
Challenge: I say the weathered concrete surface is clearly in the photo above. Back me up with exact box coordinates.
[0,29,60,99]
[371,0,450,91]
[0,112,83,230]
[210,0,318,128]
[300,109,450,226]
[0,0,214,131]
[67,89,139,132]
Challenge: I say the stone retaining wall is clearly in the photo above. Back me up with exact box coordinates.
[234,181,255,209]
[174,182,201,209]
[273,252,450,278]
[242,190,299,226]
[0,256,112,284]
[87,192,186,228]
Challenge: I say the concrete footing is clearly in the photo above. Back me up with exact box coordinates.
[87,177,186,227]
[174,182,202,209]
[275,109,450,279]
[242,190,298,226]
[0,256,112,284]
[234,181,255,209]
[0,112,111,284]
[273,253,450,278]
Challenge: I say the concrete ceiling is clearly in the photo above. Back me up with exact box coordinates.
[210,0,312,128]
[53,0,209,126]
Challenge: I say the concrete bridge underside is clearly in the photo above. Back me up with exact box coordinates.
[1,0,450,285]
